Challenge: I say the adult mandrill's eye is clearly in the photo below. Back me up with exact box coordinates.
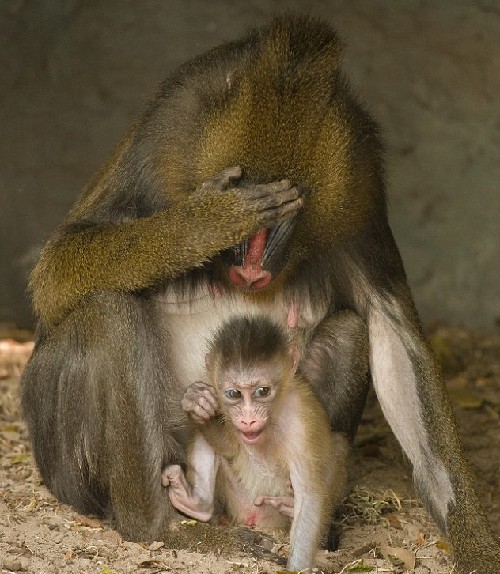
[224,389,242,400]
[254,386,271,398]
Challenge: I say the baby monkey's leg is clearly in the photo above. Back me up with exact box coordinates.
[162,434,218,522]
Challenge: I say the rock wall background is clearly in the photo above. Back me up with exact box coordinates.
[1,0,499,329]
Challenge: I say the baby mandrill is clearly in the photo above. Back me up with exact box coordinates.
[162,315,348,572]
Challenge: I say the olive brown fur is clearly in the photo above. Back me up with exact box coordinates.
[21,15,499,573]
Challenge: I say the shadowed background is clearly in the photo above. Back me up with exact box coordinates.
[1,0,499,329]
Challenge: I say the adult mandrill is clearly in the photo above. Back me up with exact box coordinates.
[21,14,499,573]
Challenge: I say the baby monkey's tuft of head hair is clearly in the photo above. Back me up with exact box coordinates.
[208,315,292,370]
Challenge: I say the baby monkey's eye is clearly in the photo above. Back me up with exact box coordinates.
[224,389,241,400]
[254,386,271,398]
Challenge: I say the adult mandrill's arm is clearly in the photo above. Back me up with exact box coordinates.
[31,167,302,327]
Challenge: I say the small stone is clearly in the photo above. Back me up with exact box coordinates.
[53,532,65,544]
[258,537,274,551]
[2,558,28,571]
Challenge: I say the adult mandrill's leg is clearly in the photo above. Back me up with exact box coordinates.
[350,219,500,573]
[300,310,370,441]
[299,310,369,550]
[367,289,500,573]
[21,292,185,542]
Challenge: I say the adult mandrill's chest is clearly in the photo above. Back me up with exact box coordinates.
[154,283,328,389]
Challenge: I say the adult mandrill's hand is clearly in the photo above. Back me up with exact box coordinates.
[194,166,305,236]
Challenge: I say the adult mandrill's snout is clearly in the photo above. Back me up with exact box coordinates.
[228,229,273,290]
[228,266,272,290]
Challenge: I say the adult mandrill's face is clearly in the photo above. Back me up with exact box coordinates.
[226,219,297,291]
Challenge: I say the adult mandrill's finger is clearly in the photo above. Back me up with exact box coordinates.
[248,179,293,197]
[200,166,242,193]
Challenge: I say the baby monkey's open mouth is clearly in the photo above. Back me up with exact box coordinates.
[240,430,264,444]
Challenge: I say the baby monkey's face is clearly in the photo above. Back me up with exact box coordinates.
[218,360,284,445]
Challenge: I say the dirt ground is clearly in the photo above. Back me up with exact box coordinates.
[1,325,499,574]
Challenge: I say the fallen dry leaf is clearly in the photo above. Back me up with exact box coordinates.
[415,531,426,546]
[73,515,104,529]
[386,513,403,529]
[449,389,484,409]
[339,558,374,573]
[381,545,415,571]
[434,539,451,552]
[6,453,31,464]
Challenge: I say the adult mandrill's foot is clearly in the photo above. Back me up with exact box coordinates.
[454,550,500,574]
[448,500,500,574]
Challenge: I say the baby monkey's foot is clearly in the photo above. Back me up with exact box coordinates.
[162,464,213,522]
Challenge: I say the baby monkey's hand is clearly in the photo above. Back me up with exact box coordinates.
[182,381,218,424]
